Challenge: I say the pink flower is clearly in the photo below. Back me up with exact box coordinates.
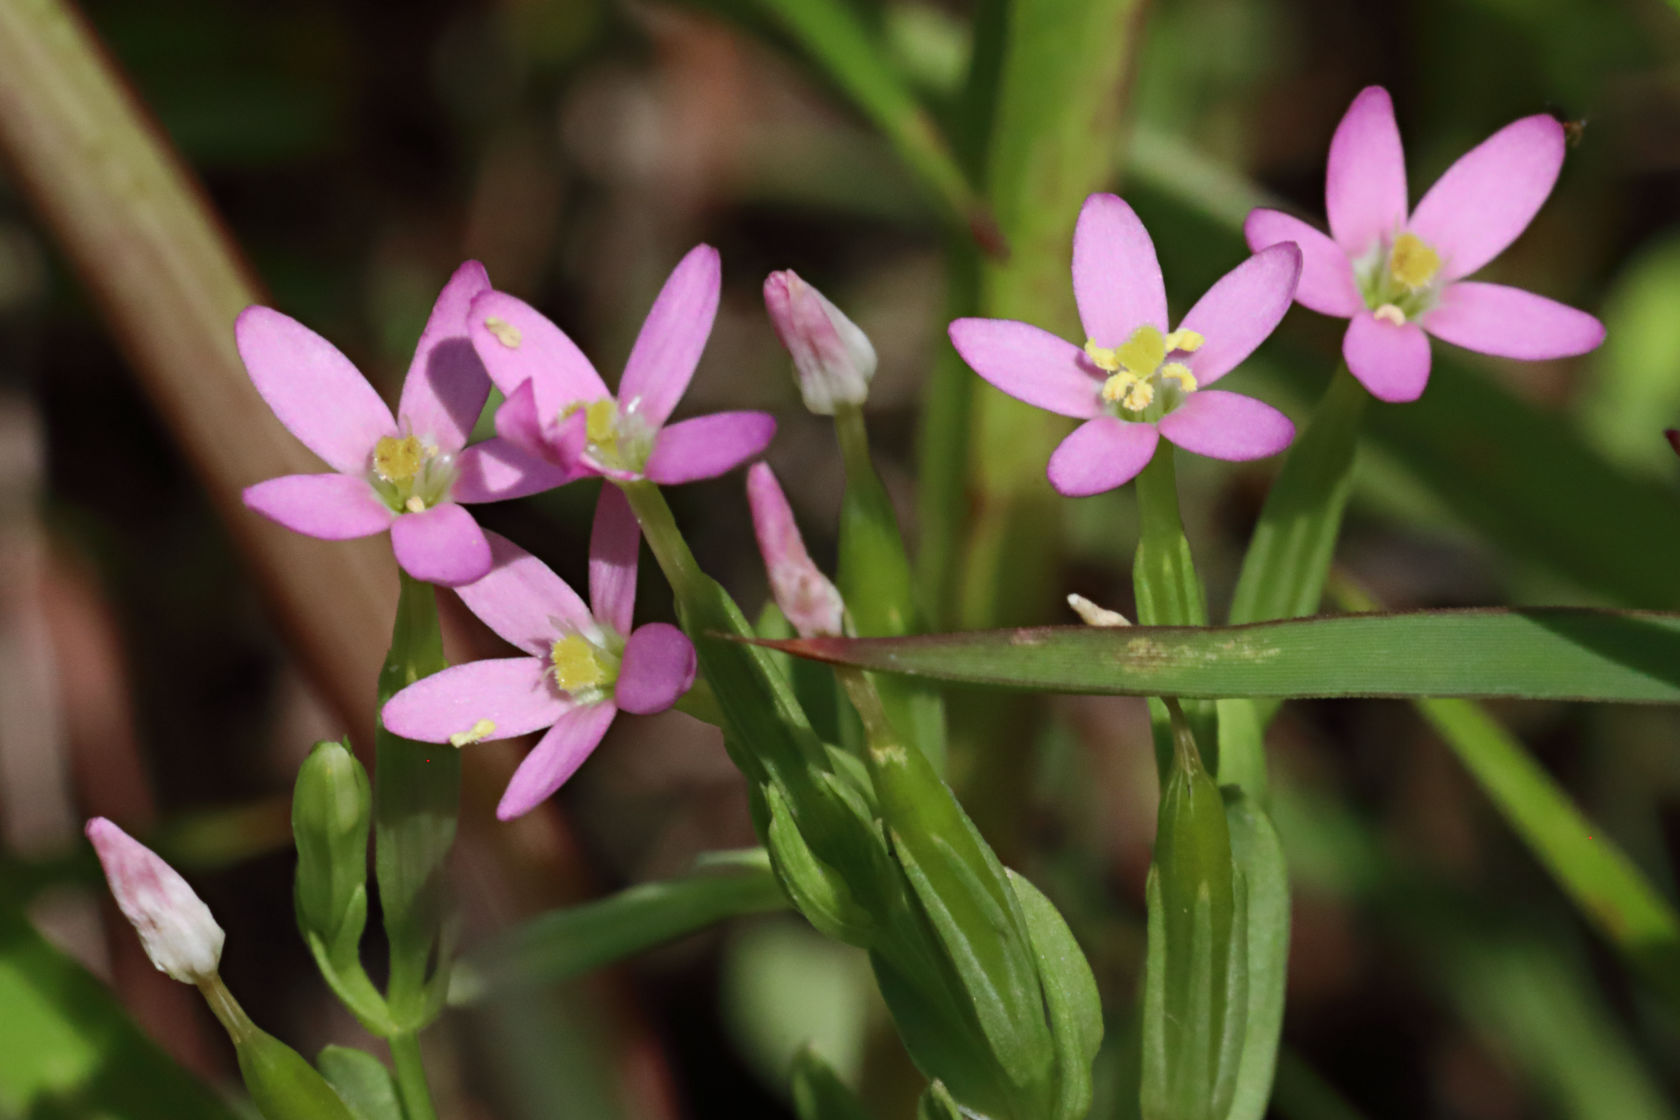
[763,270,877,414]
[86,817,225,984]
[381,486,696,820]
[240,261,574,586]
[949,193,1301,497]
[467,245,777,485]
[746,462,845,637]
[1245,86,1605,403]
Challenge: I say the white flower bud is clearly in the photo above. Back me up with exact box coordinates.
[86,817,225,984]
[763,270,877,415]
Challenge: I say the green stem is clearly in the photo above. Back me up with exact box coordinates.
[620,481,708,602]
[1131,445,1216,780]
[197,973,258,1045]
[388,1032,438,1120]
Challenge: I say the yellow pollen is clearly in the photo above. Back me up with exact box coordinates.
[584,399,618,448]
[404,496,427,513]
[1388,232,1441,291]
[484,316,522,348]
[1164,329,1204,354]
[1122,381,1154,412]
[551,634,610,693]
[449,718,497,747]
[1115,325,1166,377]
[1373,303,1407,326]
[373,435,424,483]
[1160,362,1197,392]
[1084,339,1122,372]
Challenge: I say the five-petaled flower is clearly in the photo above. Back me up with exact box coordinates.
[382,486,697,820]
[468,245,777,485]
[949,193,1301,496]
[240,261,572,586]
[1245,86,1605,403]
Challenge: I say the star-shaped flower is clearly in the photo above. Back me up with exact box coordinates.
[240,261,573,585]
[381,486,696,820]
[949,193,1300,496]
[468,245,776,485]
[1245,86,1605,402]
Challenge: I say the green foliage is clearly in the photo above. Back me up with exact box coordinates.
[234,1028,358,1120]
[791,1044,876,1120]
[316,1046,402,1120]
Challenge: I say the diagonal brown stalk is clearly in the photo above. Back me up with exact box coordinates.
[0,0,394,738]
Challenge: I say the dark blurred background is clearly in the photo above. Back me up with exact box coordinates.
[3,0,1680,1117]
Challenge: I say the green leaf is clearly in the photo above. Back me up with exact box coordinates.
[764,607,1680,703]
[450,849,788,1001]
[917,1080,965,1120]
[767,785,878,948]
[1007,871,1103,1120]
[1222,793,1290,1120]
[790,1044,876,1120]
[316,1046,401,1120]
[733,0,988,235]
[0,901,239,1119]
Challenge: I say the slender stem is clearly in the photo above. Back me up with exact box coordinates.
[389,1032,439,1120]
[620,481,708,603]
[833,403,873,482]
[196,973,257,1045]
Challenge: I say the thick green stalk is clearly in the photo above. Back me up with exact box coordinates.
[388,1033,438,1120]
[1131,445,1216,778]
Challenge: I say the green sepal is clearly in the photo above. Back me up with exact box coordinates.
[765,783,876,947]
[870,737,1054,1106]
[1007,870,1102,1120]
[1221,792,1291,1120]
[235,1029,357,1120]
[870,949,1022,1119]
[316,1045,401,1120]
[916,1080,964,1120]
[292,738,372,944]
[790,1043,876,1120]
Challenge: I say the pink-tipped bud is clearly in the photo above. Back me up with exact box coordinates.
[763,270,877,415]
[747,462,845,638]
[86,817,224,984]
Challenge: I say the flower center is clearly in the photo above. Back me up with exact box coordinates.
[560,398,656,475]
[368,433,456,514]
[549,627,623,703]
[1084,325,1203,420]
[1355,231,1444,324]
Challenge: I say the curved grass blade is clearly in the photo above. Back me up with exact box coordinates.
[761,608,1680,703]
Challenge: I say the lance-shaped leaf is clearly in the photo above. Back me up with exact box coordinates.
[762,608,1680,703]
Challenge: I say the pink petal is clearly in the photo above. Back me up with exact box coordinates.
[381,657,566,744]
[615,623,696,715]
[458,531,592,656]
[1343,312,1433,403]
[1045,416,1160,497]
[588,485,640,634]
[947,318,1102,418]
[1407,114,1566,281]
[1071,193,1169,345]
[243,473,394,539]
[496,702,618,819]
[618,244,722,430]
[1178,243,1303,387]
[1158,390,1295,461]
[1243,209,1361,317]
[452,438,580,503]
[494,379,593,476]
[643,412,777,485]
[1422,281,1604,360]
[390,503,493,587]
[746,462,844,638]
[236,306,396,474]
[1325,86,1409,257]
[468,291,610,419]
[398,260,492,454]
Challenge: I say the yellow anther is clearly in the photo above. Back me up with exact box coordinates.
[404,496,427,513]
[484,316,522,348]
[1122,381,1154,412]
[1373,303,1407,326]
[1160,362,1197,393]
[449,718,497,747]
[1084,339,1122,372]
[1115,325,1166,376]
[1388,232,1441,291]
[584,399,619,450]
[551,634,611,693]
[1164,329,1204,354]
[373,435,424,483]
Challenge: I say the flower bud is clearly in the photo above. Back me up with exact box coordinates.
[85,817,224,984]
[764,271,877,415]
[748,462,845,638]
[292,738,372,951]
